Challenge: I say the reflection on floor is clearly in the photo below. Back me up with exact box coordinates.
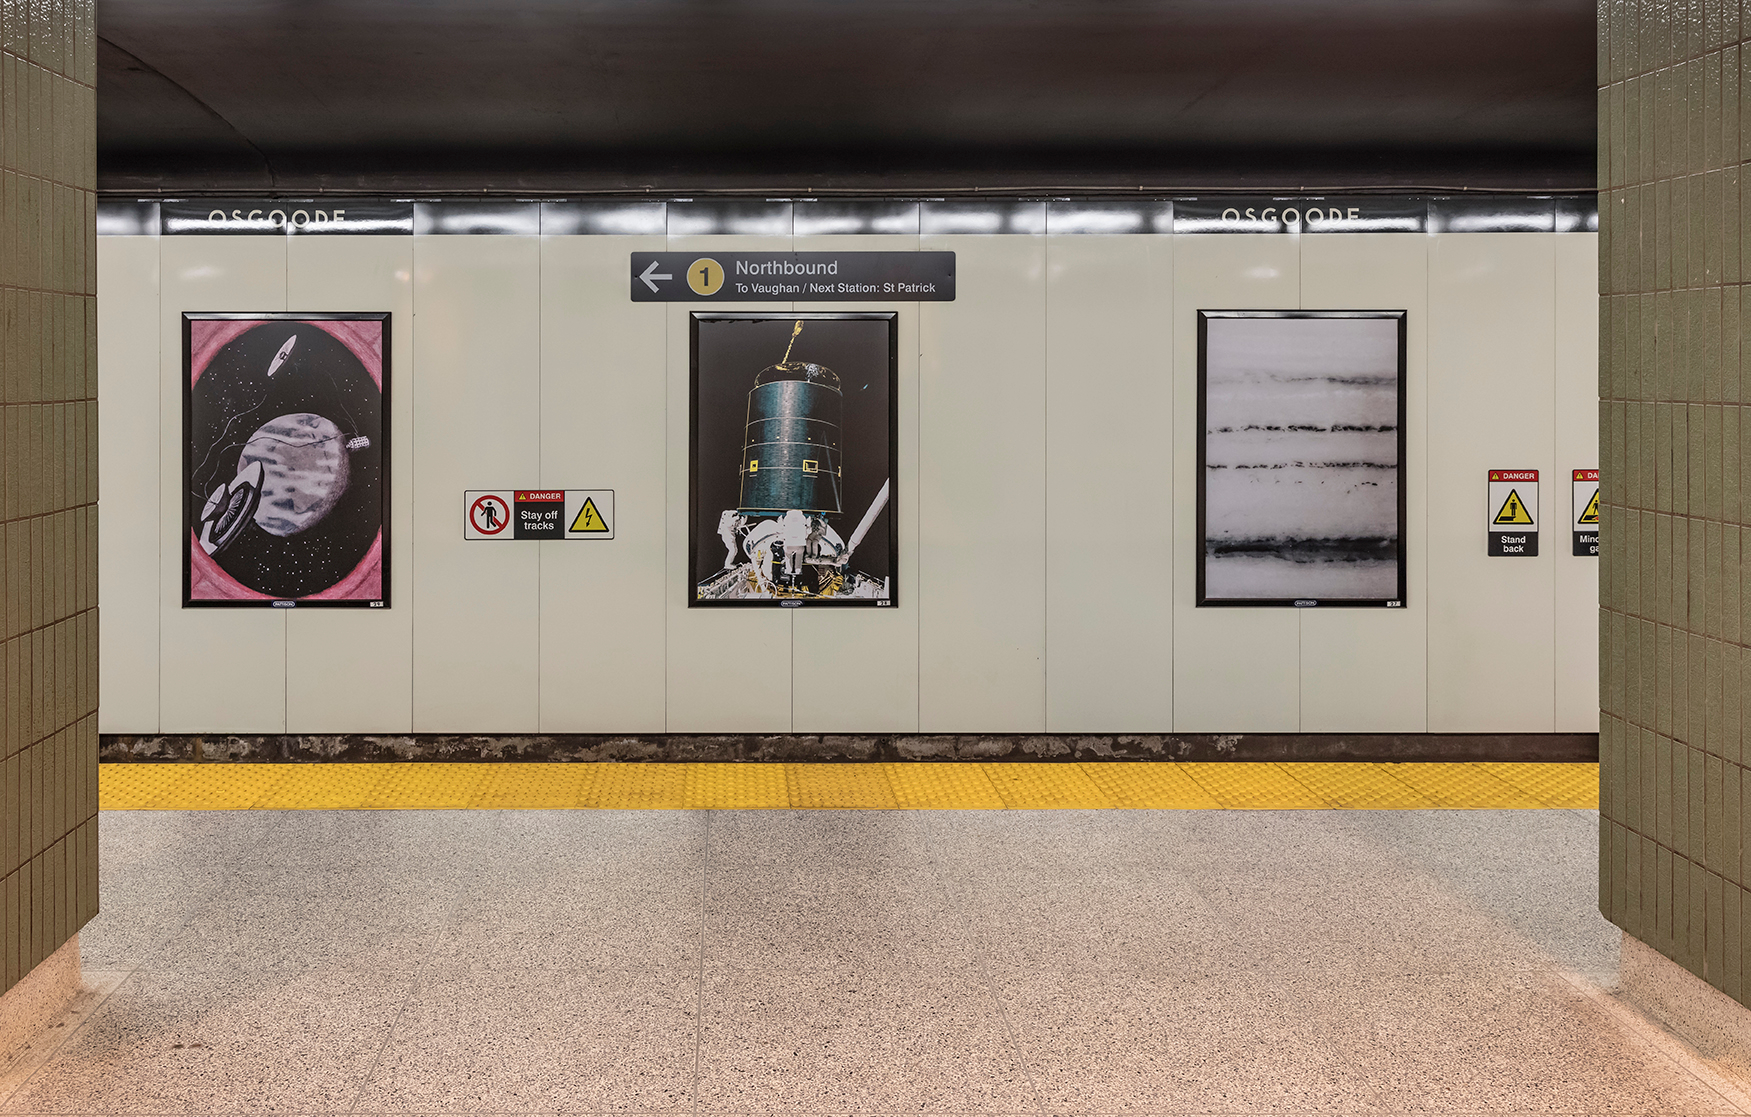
[3,808,1746,1115]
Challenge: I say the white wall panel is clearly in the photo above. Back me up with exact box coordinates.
[1171,235,1302,731]
[1427,233,1558,732]
[539,234,668,732]
[157,236,288,732]
[1554,233,1601,731]
[96,236,161,732]
[1044,235,1174,731]
[917,234,1047,731]
[410,236,542,731]
[1298,234,1429,732]
[791,233,921,733]
[285,236,415,732]
[103,217,1603,739]
[664,235,794,731]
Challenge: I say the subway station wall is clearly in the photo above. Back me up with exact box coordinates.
[94,197,1600,736]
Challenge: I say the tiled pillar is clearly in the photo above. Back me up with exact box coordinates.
[0,0,99,1000]
[1598,5,1750,1013]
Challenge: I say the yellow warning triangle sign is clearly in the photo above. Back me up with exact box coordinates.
[569,497,609,532]
[1494,489,1534,525]
[1578,489,1600,524]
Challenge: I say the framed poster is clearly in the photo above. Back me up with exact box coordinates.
[690,312,898,606]
[183,312,390,607]
[1197,310,1407,607]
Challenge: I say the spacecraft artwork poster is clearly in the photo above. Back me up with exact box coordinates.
[690,313,898,606]
[183,313,390,607]
[1197,310,1407,607]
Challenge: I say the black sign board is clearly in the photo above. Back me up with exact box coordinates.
[1174,197,1429,234]
[514,490,566,539]
[162,199,414,235]
[630,252,954,302]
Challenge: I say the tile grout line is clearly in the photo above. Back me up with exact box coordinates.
[155,231,164,735]
[0,964,138,1108]
[924,812,1050,1115]
[692,809,710,1116]
[1556,969,1751,1113]
[341,875,455,1116]
[536,232,543,737]
[284,239,291,734]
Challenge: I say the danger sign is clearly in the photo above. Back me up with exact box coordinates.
[1572,469,1599,556]
[1487,469,1538,557]
[563,490,613,539]
[464,489,615,540]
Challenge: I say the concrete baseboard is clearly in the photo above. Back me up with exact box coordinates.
[99,731,1600,764]
[1619,932,1751,1074]
[0,936,81,1068]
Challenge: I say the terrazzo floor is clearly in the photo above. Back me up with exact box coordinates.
[1,806,1744,1114]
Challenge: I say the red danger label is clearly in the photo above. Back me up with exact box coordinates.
[1573,469,1599,482]
[516,490,564,501]
[1489,470,1538,482]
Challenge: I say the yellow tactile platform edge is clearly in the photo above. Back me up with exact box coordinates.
[97,761,1599,812]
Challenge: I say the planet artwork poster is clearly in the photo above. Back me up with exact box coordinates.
[183,313,390,607]
[690,312,898,607]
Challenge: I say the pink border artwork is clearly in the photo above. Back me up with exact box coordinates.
[187,317,385,603]
[189,319,383,386]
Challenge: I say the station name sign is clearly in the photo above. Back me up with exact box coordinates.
[630,252,955,302]
[1173,197,1428,234]
[161,198,414,235]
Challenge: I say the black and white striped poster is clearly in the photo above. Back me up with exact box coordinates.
[1197,311,1407,607]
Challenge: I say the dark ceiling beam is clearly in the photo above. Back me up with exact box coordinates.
[96,0,1598,195]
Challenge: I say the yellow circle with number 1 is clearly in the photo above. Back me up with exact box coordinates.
[687,257,725,295]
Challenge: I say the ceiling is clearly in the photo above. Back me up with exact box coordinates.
[97,0,1599,196]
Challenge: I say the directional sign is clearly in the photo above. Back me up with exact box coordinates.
[636,259,672,292]
[465,490,615,540]
[1572,469,1599,556]
[1487,469,1539,557]
[630,251,955,302]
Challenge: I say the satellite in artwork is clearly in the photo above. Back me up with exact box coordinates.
[697,320,891,601]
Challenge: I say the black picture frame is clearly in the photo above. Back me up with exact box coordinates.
[689,311,900,608]
[1196,309,1408,609]
[182,311,392,608]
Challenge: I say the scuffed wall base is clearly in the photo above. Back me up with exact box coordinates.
[1620,932,1751,1073]
[0,936,80,1067]
[100,732,1599,764]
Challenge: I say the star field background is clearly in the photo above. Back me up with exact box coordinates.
[691,315,895,595]
[187,320,384,599]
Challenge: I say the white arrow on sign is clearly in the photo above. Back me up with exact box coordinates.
[638,260,672,292]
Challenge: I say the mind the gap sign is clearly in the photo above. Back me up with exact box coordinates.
[1487,470,1538,557]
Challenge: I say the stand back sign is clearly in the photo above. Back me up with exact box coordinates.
[1487,470,1538,556]
[1572,470,1599,556]
[465,490,615,540]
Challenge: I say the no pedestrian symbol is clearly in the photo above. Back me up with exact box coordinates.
[469,494,509,536]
